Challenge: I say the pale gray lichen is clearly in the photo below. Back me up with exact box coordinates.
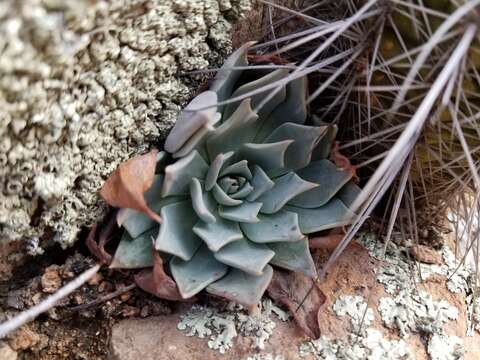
[378,290,459,338]
[333,295,375,332]
[0,0,251,256]
[177,299,289,354]
[299,294,413,360]
[299,330,412,360]
[246,354,285,360]
[427,334,464,360]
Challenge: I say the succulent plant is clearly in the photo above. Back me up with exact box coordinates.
[110,43,360,306]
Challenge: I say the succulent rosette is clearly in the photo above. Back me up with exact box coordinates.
[110,43,360,306]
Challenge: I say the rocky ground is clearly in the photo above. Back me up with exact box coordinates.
[1,227,479,359]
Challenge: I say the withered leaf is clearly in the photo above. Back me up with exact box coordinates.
[309,234,344,251]
[330,141,359,183]
[86,213,119,265]
[100,150,162,223]
[134,244,189,302]
[268,270,326,339]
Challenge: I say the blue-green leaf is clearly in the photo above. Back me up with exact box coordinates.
[285,199,356,234]
[246,165,275,201]
[264,123,327,174]
[170,245,228,299]
[190,178,216,223]
[220,160,252,179]
[254,76,308,141]
[214,238,274,276]
[288,160,352,208]
[240,141,292,173]
[118,196,183,239]
[164,91,218,154]
[268,238,317,278]
[258,172,318,214]
[241,210,303,243]
[223,69,289,120]
[311,123,338,160]
[212,184,243,206]
[162,151,208,196]
[219,201,262,223]
[193,217,243,252]
[205,152,234,191]
[337,181,361,207]
[155,201,202,261]
[110,229,156,269]
[230,182,254,199]
[206,265,273,306]
[210,42,252,105]
[206,99,258,159]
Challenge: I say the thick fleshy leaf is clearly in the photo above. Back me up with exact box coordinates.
[214,238,274,276]
[219,201,262,223]
[258,172,318,214]
[220,160,252,179]
[118,196,182,239]
[207,265,274,306]
[193,217,243,252]
[246,165,275,201]
[254,76,308,142]
[100,150,161,223]
[155,151,170,174]
[268,270,325,339]
[265,123,327,174]
[223,69,289,120]
[134,247,185,301]
[212,184,243,206]
[268,238,317,278]
[241,210,303,243]
[288,160,352,208]
[155,201,202,261]
[240,141,292,173]
[170,245,229,299]
[311,123,338,160]
[206,99,258,159]
[229,183,254,199]
[337,181,361,207]
[210,42,253,105]
[285,199,356,234]
[190,178,216,223]
[205,152,234,191]
[164,91,218,154]
[162,150,208,196]
[110,229,156,269]
[172,114,220,159]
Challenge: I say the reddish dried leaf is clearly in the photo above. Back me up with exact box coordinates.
[309,234,345,251]
[134,245,190,302]
[247,54,290,65]
[86,220,116,265]
[100,150,161,223]
[330,141,359,183]
[268,270,326,339]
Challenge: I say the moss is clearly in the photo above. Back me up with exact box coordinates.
[0,0,251,254]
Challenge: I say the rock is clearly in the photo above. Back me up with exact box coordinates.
[41,265,62,293]
[0,342,17,360]
[409,245,443,264]
[109,310,305,360]
[8,326,40,351]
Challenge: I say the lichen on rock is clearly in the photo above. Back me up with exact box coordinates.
[0,0,250,257]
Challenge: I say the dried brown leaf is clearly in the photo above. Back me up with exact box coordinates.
[268,270,325,339]
[134,245,189,302]
[309,234,344,251]
[330,141,359,183]
[100,150,161,223]
[86,224,112,264]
